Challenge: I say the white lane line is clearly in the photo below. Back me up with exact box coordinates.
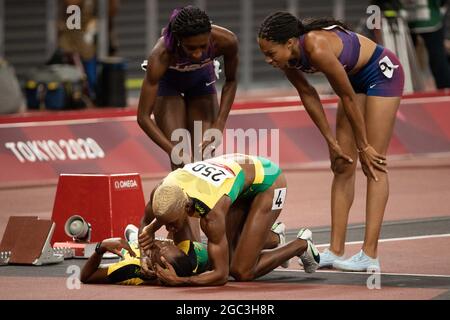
[236,95,450,105]
[275,268,450,278]
[315,233,450,249]
[275,233,450,279]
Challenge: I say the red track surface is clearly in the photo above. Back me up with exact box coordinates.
[1,156,449,300]
[0,277,446,300]
[1,92,449,300]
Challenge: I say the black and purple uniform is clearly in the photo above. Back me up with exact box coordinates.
[156,9,217,98]
[288,25,405,97]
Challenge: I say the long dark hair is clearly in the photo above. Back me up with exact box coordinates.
[163,6,212,51]
[258,11,350,44]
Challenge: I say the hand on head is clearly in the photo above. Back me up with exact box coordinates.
[138,224,155,252]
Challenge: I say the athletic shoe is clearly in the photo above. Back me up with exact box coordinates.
[318,248,345,269]
[124,224,139,242]
[271,222,289,268]
[297,229,320,273]
[297,228,313,266]
[297,228,313,242]
[332,250,380,272]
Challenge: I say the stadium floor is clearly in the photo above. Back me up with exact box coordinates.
[1,156,449,300]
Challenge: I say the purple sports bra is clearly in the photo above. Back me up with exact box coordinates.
[288,25,361,74]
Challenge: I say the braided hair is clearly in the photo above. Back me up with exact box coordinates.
[258,11,350,44]
[163,6,212,51]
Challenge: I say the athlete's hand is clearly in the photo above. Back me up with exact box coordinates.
[155,256,183,286]
[100,238,136,258]
[358,144,387,181]
[138,225,155,252]
[328,141,353,172]
[140,255,156,279]
[170,150,192,168]
[198,123,223,158]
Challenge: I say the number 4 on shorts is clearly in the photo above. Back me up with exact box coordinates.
[272,188,287,210]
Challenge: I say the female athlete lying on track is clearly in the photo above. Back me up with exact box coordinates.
[138,153,320,286]
[80,236,209,285]
[80,219,295,286]
[257,12,404,272]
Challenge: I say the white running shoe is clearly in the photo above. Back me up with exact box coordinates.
[271,222,289,268]
[318,248,345,269]
[297,228,313,242]
[124,224,139,242]
[297,228,313,267]
[333,250,380,272]
[297,228,320,273]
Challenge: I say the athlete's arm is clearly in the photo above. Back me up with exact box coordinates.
[138,185,163,252]
[214,27,239,132]
[137,39,173,155]
[305,33,369,149]
[305,33,386,179]
[80,248,110,284]
[283,67,337,146]
[155,196,231,286]
[283,66,354,166]
[80,238,136,284]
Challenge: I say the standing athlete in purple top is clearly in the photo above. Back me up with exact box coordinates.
[137,6,238,243]
[137,6,238,170]
[258,12,404,272]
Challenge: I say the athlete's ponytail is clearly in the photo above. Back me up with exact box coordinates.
[258,11,350,44]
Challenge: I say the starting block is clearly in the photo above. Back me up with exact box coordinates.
[53,242,96,259]
[0,216,64,266]
[51,173,145,244]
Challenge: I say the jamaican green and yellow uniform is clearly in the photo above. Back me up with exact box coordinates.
[161,153,282,217]
[105,240,209,285]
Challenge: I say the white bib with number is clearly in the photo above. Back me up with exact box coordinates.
[183,161,235,187]
[272,188,287,210]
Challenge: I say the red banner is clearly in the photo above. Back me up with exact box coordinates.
[1,94,450,187]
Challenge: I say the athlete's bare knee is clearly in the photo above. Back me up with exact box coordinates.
[332,158,356,177]
[230,264,255,282]
[230,269,255,282]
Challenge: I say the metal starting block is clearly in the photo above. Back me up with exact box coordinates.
[52,246,74,259]
[0,251,11,266]
[53,242,96,259]
[0,216,64,266]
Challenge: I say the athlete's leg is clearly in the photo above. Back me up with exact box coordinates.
[328,94,366,256]
[362,96,400,258]
[182,94,220,242]
[153,95,188,170]
[229,174,308,281]
[226,197,279,262]
[225,198,249,261]
[185,94,219,162]
[153,96,201,241]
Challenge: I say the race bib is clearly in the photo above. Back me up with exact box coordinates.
[272,188,287,210]
[183,161,235,187]
[379,56,399,79]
